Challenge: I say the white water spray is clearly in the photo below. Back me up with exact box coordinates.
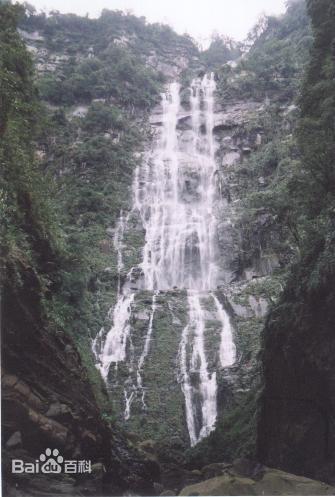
[93,73,236,442]
[179,291,218,446]
[136,292,158,407]
[212,293,236,367]
[113,210,129,296]
[98,293,135,380]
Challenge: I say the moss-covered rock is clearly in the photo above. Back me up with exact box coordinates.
[180,468,335,496]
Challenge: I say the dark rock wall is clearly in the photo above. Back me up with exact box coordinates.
[257,0,335,484]
[258,240,335,484]
[2,260,159,496]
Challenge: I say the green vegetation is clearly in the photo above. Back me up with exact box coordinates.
[3,0,335,477]
[2,3,194,414]
[1,2,62,320]
[0,2,111,411]
[200,35,241,71]
[20,8,197,107]
[37,44,162,108]
[243,0,335,277]
[204,2,314,283]
[256,0,335,480]
[186,0,332,467]
[235,107,302,270]
[216,0,312,102]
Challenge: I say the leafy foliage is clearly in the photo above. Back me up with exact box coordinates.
[217,0,312,103]
[37,44,162,108]
[297,0,335,216]
[21,8,198,108]
[256,0,335,480]
[1,2,62,298]
[200,35,241,70]
[188,0,334,465]
[1,2,177,411]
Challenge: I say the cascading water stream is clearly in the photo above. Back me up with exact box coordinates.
[93,73,236,445]
[180,291,218,446]
[136,292,158,408]
[212,293,236,367]
[99,293,135,380]
[113,210,129,296]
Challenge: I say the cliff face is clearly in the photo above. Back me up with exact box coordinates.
[15,9,203,449]
[184,0,312,467]
[258,240,335,484]
[257,0,335,484]
[11,0,312,464]
[1,6,160,495]
[2,209,159,497]
[4,1,333,494]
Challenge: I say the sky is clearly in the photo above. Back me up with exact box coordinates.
[21,0,287,43]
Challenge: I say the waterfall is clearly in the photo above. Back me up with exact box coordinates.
[124,389,135,421]
[136,292,158,408]
[93,72,236,444]
[137,76,219,292]
[179,291,218,446]
[113,210,128,296]
[212,293,237,367]
[98,293,135,380]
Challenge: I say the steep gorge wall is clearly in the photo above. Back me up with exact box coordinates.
[257,0,335,484]
[91,66,301,453]
[3,5,321,495]
[18,4,308,455]
[2,260,159,496]
[2,8,190,496]
[258,243,335,484]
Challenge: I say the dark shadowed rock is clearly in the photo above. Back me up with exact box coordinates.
[6,431,22,449]
[258,244,335,484]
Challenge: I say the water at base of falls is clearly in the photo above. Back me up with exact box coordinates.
[93,73,236,446]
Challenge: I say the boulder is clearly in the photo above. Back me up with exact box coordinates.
[179,467,335,496]
[248,295,268,318]
[232,457,263,478]
[154,482,165,494]
[6,431,22,449]
[222,151,240,167]
[46,402,72,420]
[138,439,157,455]
[201,462,231,480]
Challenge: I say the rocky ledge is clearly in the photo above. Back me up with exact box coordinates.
[179,459,335,496]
